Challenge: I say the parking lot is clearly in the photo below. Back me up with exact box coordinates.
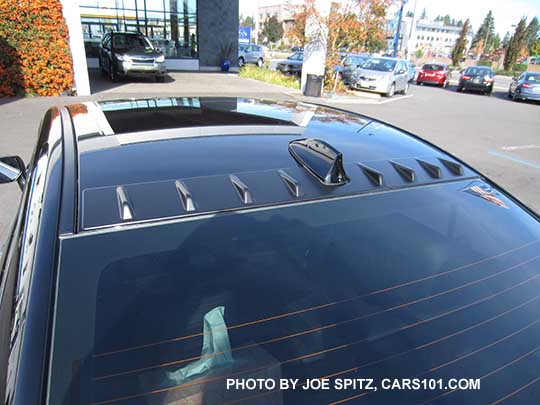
[1,71,539,241]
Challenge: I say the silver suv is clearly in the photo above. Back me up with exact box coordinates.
[238,44,264,67]
[351,57,409,97]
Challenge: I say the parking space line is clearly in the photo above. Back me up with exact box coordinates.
[489,150,540,169]
[501,145,540,151]
[377,94,413,104]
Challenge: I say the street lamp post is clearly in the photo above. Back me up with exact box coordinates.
[393,0,406,57]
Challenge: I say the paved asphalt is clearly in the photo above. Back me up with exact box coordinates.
[1,71,538,246]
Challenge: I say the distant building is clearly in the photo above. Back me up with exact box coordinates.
[408,19,473,59]
[256,0,303,45]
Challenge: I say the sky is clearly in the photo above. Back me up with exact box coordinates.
[239,0,540,37]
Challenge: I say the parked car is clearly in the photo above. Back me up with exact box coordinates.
[416,63,449,87]
[508,71,540,101]
[350,57,409,96]
[99,31,167,82]
[276,51,304,76]
[340,53,370,86]
[407,61,417,82]
[238,44,264,68]
[457,66,495,95]
[2,97,540,405]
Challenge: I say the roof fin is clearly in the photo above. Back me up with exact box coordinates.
[357,163,384,186]
[278,169,303,197]
[116,186,133,221]
[289,138,348,186]
[230,175,253,204]
[416,159,442,179]
[439,158,463,176]
[390,161,415,183]
[175,180,196,212]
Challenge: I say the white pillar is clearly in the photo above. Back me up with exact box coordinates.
[61,0,91,96]
[300,0,330,93]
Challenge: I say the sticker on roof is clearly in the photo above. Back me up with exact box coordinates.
[463,183,509,209]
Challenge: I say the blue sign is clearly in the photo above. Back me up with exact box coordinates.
[239,26,251,44]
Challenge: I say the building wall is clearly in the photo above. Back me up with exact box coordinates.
[197,0,239,69]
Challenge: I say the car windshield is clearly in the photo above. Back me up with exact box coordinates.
[525,73,540,82]
[361,58,396,72]
[113,34,153,51]
[288,52,303,61]
[343,56,367,66]
[465,67,491,76]
[49,179,540,404]
[422,64,444,71]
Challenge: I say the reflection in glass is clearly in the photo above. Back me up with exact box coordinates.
[79,0,197,59]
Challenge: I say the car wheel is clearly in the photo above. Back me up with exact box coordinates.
[99,57,106,76]
[456,86,462,92]
[238,57,244,67]
[402,83,409,95]
[418,81,424,86]
[257,58,263,68]
[386,83,395,97]
[507,90,513,98]
[109,62,118,82]
[512,90,520,101]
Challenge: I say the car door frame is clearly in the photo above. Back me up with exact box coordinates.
[0,106,75,405]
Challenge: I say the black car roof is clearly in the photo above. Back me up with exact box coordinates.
[65,97,478,231]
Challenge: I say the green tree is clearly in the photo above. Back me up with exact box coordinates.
[502,31,511,49]
[240,14,255,30]
[416,48,424,59]
[451,19,470,66]
[492,33,501,50]
[470,10,496,54]
[261,15,283,44]
[531,38,540,57]
[504,17,528,71]
[525,17,539,53]
[420,8,427,19]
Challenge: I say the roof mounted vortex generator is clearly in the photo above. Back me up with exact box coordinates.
[288,138,349,186]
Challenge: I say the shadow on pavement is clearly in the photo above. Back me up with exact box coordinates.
[88,68,176,94]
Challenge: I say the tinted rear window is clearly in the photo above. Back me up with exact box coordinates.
[422,64,444,71]
[525,73,540,82]
[465,67,491,75]
[50,180,540,404]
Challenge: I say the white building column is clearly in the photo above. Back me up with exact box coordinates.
[300,0,331,93]
[61,0,91,96]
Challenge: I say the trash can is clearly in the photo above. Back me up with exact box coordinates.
[304,74,323,97]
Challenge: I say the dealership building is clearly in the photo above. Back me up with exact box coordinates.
[60,0,239,95]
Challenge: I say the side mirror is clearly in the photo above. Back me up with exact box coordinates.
[0,156,26,190]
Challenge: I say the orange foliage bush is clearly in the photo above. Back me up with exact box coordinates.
[0,0,73,97]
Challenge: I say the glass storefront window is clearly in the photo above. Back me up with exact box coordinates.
[79,0,197,59]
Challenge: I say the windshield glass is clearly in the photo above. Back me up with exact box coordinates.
[422,64,444,71]
[288,52,303,61]
[49,179,540,404]
[361,58,396,72]
[465,67,491,76]
[113,34,154,52]
[525,73,540,82]
[344,56,367,66]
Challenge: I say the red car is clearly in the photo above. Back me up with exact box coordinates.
[416,63,449,87]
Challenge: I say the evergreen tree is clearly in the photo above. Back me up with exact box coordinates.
[451,19,470,66]
[420,8,427,19]
[470,10,495,54]
[502,31,511,49]
[261,15,283,45]
[525,17,539,53]
[504,17,528,71]
[492,33,501,50]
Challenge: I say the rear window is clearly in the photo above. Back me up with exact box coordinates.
[49,180,540,404]
[465,67,491,75]
[525,73,540,82]
[422,64,444,71]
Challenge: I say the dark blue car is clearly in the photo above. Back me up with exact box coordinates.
[2,98,540,404]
